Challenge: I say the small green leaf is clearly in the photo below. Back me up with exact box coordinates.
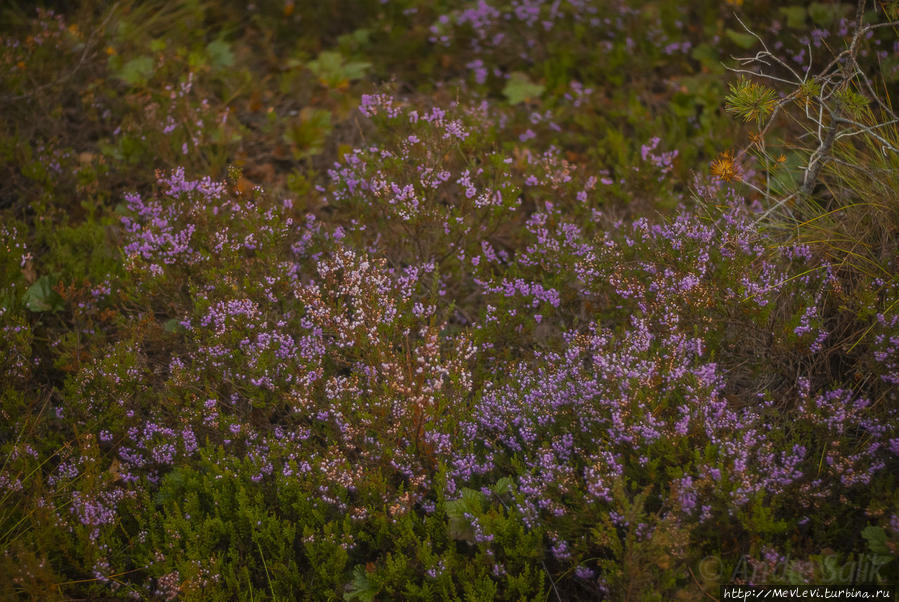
[283,108,333,159]
[445,488,485,543]
[862,526,891,555]
[163,318,184,333]
[188,49,207,70]
[206,39,234,70]
[725,29,758,50]
[308,50,370,88]
[808,2,853,26]
[344,565,378,601]
[691,43,724,74]
[503,72,544,105]
[779,6,807,29]
[23,275,64,313]
[337,28,371,53]
[491,477,516,496]
[117,56,154,86]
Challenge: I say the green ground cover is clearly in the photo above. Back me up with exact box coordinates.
[1,1,897,599]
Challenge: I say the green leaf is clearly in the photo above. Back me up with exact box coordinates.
[206,39,234,70]
[188,49,207,70]
[503,72,544,105]
[445,488,485,543]
[862,526,891,555]
[308,50,370,88]
[808,3,853,26]
[99,140,123,161]
[691,43,724,74]
[344,565,378,601]
[725,29,757,50]
[491,477,516,496]
[337,28,371,52]
[117,56,154,86]
[342,61,371,82]
[163,318,184,333]
[23,275,64,313]
[779,6,807,29]
[283,108,333,159]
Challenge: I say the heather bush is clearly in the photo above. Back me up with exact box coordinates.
[1,0,898,600]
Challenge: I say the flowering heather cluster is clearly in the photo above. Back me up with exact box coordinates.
[873,312,899,389]
[427,0,698,84]
[1,2,898,600]
[0,226,33,383]
[10,128,888,595]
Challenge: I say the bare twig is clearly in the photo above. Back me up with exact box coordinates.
[728,0,899,220]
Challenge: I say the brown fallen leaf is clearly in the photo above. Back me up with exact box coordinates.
[236,176,255,195]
